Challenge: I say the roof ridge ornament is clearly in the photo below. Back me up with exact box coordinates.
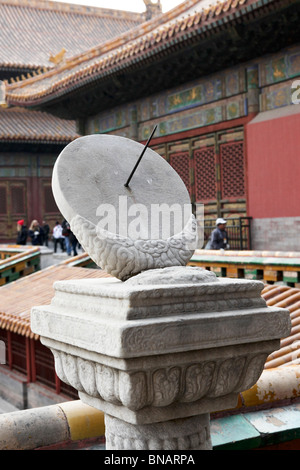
[49,48,67,65]
[144,0,162,20]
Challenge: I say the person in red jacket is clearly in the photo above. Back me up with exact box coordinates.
[16,219,28,245]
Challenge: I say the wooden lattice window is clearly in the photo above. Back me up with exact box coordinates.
[43,185,58,213]
[34,340,56,388]
[10,332,27,375]
[11,186,25,214]
[33,340,77,398]
[0,186,7,214]
[59,380,78,399]
[169,152,191,194]
[220,142,245,198]
[194,147,216,201]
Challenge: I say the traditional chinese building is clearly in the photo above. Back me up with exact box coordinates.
[0,107,79,242]
[0,0,145,242]
[3,0,300,250]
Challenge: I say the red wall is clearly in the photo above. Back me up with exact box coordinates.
[246,110,300,219]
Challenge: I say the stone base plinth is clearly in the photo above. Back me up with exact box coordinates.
[31,266,291,450]
[105,414,212,450]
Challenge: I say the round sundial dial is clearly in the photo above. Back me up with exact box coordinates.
[52,131,197,280]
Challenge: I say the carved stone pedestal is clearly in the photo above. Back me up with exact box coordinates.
[104,414,211,450]
[31,266,291,451]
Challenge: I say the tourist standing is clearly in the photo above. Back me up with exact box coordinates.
[28,220,44,246]
[62,220,71,255]
[42,221,50,246]
[69,230,78,256]
[16,219,28,245]
[211,218,229,250]
[52,221,64,253]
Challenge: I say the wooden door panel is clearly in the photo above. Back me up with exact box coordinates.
[0,180,28,241]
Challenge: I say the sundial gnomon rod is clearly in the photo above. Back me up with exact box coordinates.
[124,125,157,187]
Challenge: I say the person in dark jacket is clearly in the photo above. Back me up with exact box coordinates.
[62,219,71,255]
[42,220,50,246]
[28,220,44,246]
[211,218,229,250]
[16,219,28,245]
[69,230,78,256]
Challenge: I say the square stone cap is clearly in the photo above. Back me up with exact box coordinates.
[31,271,291,358]
[49,269,268,321]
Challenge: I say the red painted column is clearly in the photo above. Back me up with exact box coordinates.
[25,337,31,383]
[30,339,36,383]
[27,176,42,227]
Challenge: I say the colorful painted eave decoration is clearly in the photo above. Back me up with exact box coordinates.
[4,0,284,107]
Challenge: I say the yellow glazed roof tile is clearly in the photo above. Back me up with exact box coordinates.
[0,0,143,70]
[0,107,79,142]
[0,261,110,338]
[5,0,268,106]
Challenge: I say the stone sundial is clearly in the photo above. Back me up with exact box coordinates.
[31,129,291,451]
[52,131,199,281]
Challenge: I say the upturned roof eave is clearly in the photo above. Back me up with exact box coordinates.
[0,136,78,144]
[0,106,79,142]
[5,0,296,110]
[4,0,228,106]
[4,0,197,86]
